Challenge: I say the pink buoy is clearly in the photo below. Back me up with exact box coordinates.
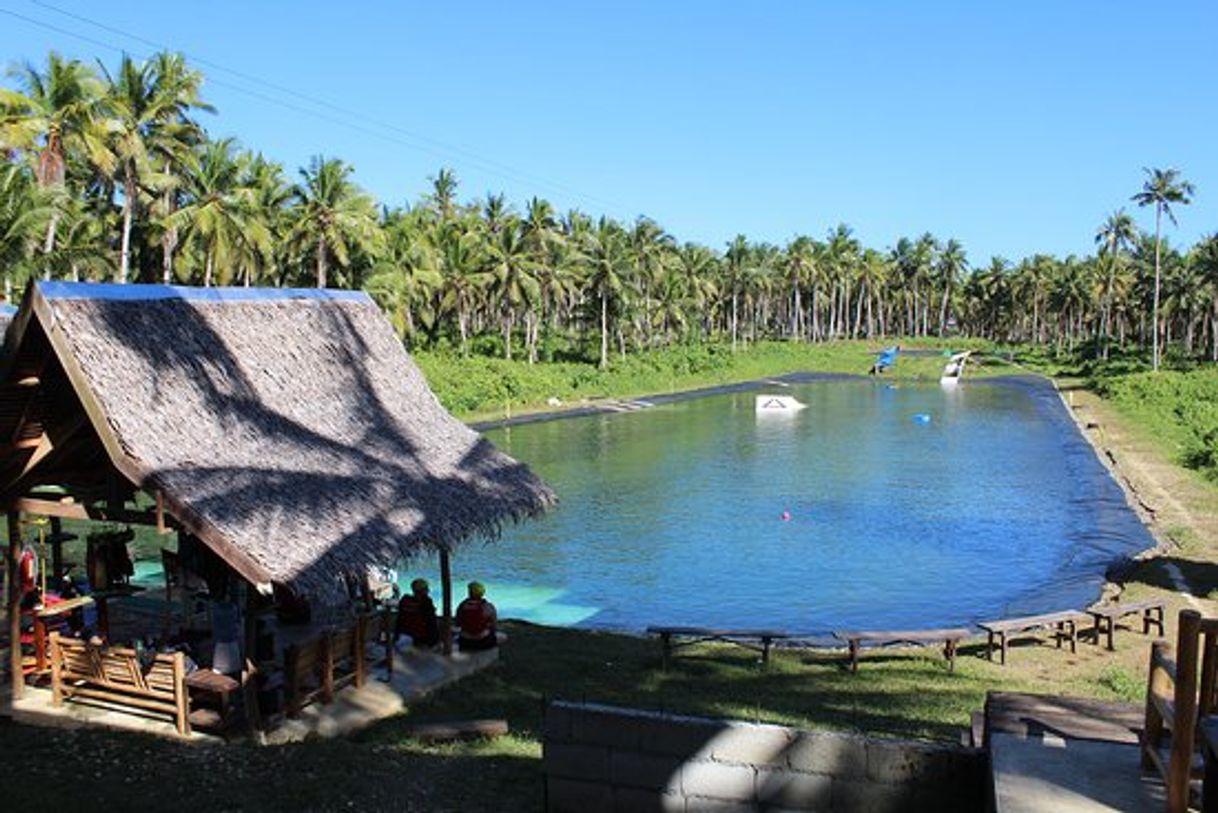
[781,510,792,521]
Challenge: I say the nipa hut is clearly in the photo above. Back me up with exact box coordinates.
[2,281,555,698]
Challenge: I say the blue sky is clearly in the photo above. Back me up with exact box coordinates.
[2,1,1215,262]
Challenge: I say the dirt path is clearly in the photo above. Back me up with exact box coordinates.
[1057,378,1218,610]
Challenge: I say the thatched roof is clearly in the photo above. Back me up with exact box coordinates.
[0,282,555,600]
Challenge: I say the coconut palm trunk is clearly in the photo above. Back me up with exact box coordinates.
[119,163,136,283]
[316,234,328,289]
[600,290,609,370]
[1152,203,1163,371]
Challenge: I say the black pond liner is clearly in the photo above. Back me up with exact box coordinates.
[473,372,1159,628]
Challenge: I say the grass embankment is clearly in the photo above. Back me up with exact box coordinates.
[415,338,998,420]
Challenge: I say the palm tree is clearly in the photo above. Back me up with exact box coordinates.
[936,239,967,336]
[0,53,107,254]
[287,156,381,288]
[0,162,50,291]
[724,234,750,350]
[168,139,269,286]
[676,243,718,341]
[435,220,484,355]
[480,219,540,361]
[784,236,814,340]
[365,208,442,343]
[1194,235,1218,362]
[584,218,631,368]
[1094,210,1137,358]
[101,53,210,283]
[426,167,459,223]
[1133,167,1195,370]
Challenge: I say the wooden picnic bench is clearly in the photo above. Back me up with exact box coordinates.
[646,626,790,669]
[833,628,971,672]
[977,610,1089,665]
[1086,598,1165,651]
[49,632,192,736]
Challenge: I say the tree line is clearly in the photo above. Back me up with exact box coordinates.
[2,51,1216,368]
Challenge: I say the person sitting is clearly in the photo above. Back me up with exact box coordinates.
[456,581,498,651]
[395,578,439,648]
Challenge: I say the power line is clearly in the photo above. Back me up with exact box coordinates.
[3,1,632,214]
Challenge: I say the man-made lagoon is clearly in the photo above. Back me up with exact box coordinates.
[428,376,1155,635]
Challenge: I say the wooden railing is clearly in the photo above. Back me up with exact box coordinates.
[1142,609,1218,812]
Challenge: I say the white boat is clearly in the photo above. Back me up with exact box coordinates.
[756,394,806,413]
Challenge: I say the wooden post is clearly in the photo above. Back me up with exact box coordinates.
[1143,639,1168,770]
[7,511,23,701]
[1201,627,1218,719]
[439,549,453,656]
[49,517,64,581]
[1169,609,1203,813]
[49,632,62,705]
[173,650,190,736]
[155,490,167,535]
[242,583,263,737]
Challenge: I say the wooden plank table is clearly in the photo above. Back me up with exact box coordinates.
[833,627,971,672]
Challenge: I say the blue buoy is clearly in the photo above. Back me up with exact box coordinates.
[913,413,931,424]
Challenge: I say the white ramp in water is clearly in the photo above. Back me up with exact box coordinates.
[755,394,805,413]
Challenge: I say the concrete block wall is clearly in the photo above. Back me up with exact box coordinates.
[544,701,984,812]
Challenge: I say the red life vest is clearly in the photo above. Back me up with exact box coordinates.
[456,597,496,640]
[396,594,438,645]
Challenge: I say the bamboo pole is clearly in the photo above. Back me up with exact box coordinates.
[7,511,23,700]
[439,549,453,656]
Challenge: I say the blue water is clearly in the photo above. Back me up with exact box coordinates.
[413,377,1155,635]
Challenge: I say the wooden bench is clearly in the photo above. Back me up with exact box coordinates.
[1087,598,1165,651]
[646,626,790,669]
[977,610,1089,665]
[49,632,192,736]
[833,628,971,672]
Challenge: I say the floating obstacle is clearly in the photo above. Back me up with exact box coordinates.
[940,351,971,386]
[756,395,806,414]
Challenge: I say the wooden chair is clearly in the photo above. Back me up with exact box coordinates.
[1142,609,1218,812]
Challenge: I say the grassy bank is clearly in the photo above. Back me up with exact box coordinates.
[416,338,1000,420]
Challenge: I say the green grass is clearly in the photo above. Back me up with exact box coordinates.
[1092,368,1218,481]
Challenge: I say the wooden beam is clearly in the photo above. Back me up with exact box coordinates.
[7,412,89,491]
[11,497,89,520]
[7,511,23,701]
[6,497,178,532]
